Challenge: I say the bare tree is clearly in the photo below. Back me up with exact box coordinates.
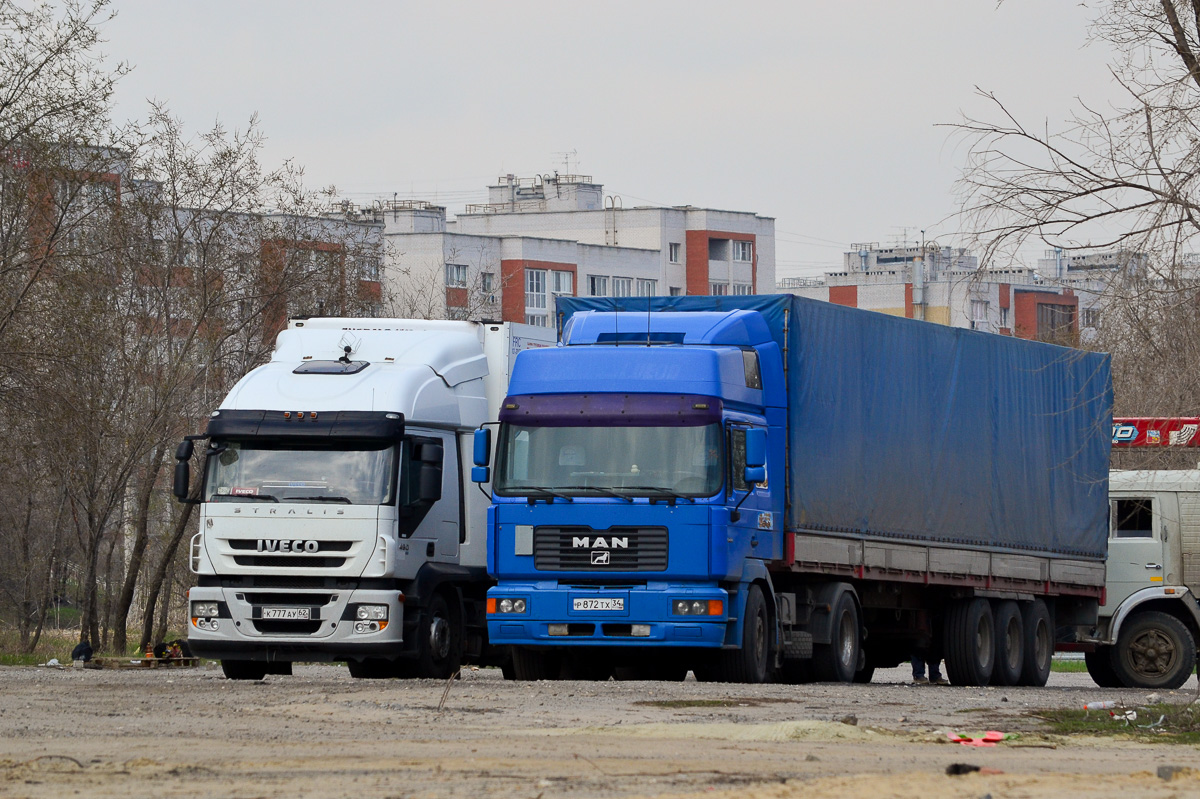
[954,1,1200,457]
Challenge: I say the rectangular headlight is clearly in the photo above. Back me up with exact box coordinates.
[191,601,218,618]
[355,604,388,620]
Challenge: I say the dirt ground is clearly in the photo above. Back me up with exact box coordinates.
[1,663,1199,798]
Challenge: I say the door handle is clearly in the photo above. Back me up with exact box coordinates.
[1145,563,1163,570]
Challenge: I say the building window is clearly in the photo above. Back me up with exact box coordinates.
[588,275,608,296]
[612,277,633,297]
[669,243,681,263]
[525,314,548,327]
[732,283,752,295]
[481,272,496,303]
[1036,303,1074,339]
[1081,307,1100,328]
[970,299,989,331]
[637,279,657,297]
[1000,307,1009,327]
[733,241,753,262]
[710,282,728,296]
[445,263,468,288]
[526,269,546,310]
[669,286,682,296]
[551,270,573,297]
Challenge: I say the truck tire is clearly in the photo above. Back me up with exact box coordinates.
[1084,646,1123,687]
[511,646,562,680]
[812,591,860,683]
[221,660,267,680]
[990,600,1024,686]
[697,585,771,683]
[348,658,399,679]
[944,598,994,686]
[1018,599,1053,686]
[852,665,875,684]
[414,591,463,679]
[1112,611,1197,689]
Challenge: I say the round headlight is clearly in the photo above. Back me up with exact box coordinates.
[691,600,705,615]
[674,600,688,614]
[356,606,369,620]
[499,599,514,613]
[513,599,526,613]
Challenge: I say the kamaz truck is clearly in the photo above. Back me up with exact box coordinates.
[474,296,1112,685]
[174,318,554,679]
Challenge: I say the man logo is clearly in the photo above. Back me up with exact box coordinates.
[591,551,611,565]
[572,536,628,549]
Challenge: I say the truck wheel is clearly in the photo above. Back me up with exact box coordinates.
[348,658,399,679]
[1018,599,1053,686]
[812,591,860,683]
[511,646,561,680]
[1112,611,1197,689]
[1084,646,1123,687]
[414,591,463,679]
[699,585,771,683]
[221,660,267,680]
[852,664,875,684]
[944,598,994,686]
[990,600,1024,686]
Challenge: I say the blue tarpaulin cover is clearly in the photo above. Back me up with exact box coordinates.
[556,295,1112,560]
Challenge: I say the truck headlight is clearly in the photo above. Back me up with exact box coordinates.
[355,604,388,621]
[488,597,527,614]
[192,601,219,618]
[672,599,722,616]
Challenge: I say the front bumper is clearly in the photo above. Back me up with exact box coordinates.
[187,586,408,662]
[486,581,728,647]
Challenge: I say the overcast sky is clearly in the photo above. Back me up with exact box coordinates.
[99,1,1121,279]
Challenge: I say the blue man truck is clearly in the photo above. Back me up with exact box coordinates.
[475,295,1112,684]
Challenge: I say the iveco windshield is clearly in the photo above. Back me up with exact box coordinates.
[204,441,397,505]
[494,423,723,497]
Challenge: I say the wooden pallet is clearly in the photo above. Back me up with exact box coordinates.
[87,656,200,670]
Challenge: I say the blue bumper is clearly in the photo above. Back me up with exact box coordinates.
[487,581,728,647]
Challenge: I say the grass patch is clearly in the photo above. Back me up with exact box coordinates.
[1049,658,1089,673]
[1030,702,1200,744]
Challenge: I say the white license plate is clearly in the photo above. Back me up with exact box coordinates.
[572,598,624,611]
[261,606,310,620]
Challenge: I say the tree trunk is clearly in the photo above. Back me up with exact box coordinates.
[112,445,165,653]
[140,497,197,651]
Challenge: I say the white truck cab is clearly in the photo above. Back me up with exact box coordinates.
[1086,469,1200,688]
[177,318,554,679]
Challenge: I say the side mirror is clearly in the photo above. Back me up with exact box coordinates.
[745,428,766,469]
[172,439,194,502]
[743,428,766,486]
[173,460,191,501]
[417,443,443,502]
[472,428,491,483]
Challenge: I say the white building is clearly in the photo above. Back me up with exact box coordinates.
[331,173,775,326]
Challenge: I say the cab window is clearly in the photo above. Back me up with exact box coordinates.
[1112,498,1153,538]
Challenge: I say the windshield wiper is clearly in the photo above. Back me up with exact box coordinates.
[517,487,573,503]
[230,493,278,502]
[304,495,353,504]
[555,485,633,502]
[628,486,692,502]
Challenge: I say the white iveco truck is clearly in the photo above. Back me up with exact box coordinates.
[173,318,554,680]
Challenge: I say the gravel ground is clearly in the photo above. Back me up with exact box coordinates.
[1,663,1199,798]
